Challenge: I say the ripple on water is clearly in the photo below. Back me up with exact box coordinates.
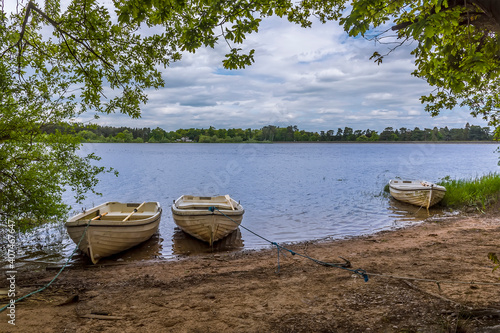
[4,143,497,267]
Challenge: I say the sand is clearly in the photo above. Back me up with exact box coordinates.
[1,208,499,332]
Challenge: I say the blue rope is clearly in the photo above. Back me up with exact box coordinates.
[0,218,93,313]
[209,206,369,281]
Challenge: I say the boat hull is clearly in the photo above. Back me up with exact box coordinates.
[65,202,162,264]
[389,180,446,208]
[171,195,244,245]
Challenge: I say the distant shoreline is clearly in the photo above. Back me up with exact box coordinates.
[253,140,499,144]
[82,140,499,144]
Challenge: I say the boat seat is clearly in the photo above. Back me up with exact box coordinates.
[176,202,233,210]
[98,212,154,219]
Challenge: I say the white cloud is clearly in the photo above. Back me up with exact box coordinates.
[365,93,393,100]
[369,109,401,118]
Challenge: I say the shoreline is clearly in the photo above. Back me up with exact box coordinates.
[82,140,499,144]
[1,208,499,332]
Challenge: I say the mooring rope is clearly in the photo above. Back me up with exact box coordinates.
[3,207,498,314]
[208,206,369,281]
[209,206,500,288]
[0,218,93,313]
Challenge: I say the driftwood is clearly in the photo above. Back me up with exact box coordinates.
[46,261,129,271]
[316,256,351,268]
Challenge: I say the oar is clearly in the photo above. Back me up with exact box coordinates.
[225,195,235,210]
[123,202,146,221]
[91,212,108,220]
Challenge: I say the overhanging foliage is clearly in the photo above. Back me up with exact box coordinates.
[2,0,500,227]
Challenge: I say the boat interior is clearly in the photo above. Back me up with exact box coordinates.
[175,195,238,210]
[75,202,159,222]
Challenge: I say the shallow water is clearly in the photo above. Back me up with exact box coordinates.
[3,142,499,268]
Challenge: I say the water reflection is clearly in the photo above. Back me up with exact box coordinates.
[2,143,498,268]
[1,222,69,270]
[172,227,244,256]
[73,233,164,266]
[386,198,450,228]
[1,230,164,270]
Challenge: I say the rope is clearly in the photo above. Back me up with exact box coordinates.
[4,207,495,312]
[0,218,93,313]
[209,206,369,281]
[209,206,500,287]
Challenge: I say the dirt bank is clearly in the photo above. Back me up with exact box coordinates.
[1,210,499,332]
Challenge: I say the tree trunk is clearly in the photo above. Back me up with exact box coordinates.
[392,0,500,33]
[471,0,500,33]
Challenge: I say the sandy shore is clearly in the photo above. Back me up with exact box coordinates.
[1,209,500,332]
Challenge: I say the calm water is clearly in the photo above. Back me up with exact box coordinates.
[7,143,500,267]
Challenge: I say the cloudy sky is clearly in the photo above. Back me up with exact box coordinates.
[80,14,488,132]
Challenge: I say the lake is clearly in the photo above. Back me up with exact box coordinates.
[9,142,500,267]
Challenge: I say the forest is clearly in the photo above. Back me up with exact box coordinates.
[43,123,494,143]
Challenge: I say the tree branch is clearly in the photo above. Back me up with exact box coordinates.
[27,2,115,69]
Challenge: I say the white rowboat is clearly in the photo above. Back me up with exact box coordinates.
[389,180,446,209]
[171,195,244,245]
[65,202,162,264]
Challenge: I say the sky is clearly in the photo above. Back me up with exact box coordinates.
[7,1,489,133]
[96,16,484,133]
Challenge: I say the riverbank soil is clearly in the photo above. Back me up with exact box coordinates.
[1,208,500,332]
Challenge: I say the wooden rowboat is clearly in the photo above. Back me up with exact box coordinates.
[389,180,446,209]
[171,195,244,245]
[65,202,162,264]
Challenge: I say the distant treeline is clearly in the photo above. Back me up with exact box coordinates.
[43,123,493,143]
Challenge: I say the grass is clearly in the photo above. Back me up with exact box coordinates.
[437,172,500,210]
